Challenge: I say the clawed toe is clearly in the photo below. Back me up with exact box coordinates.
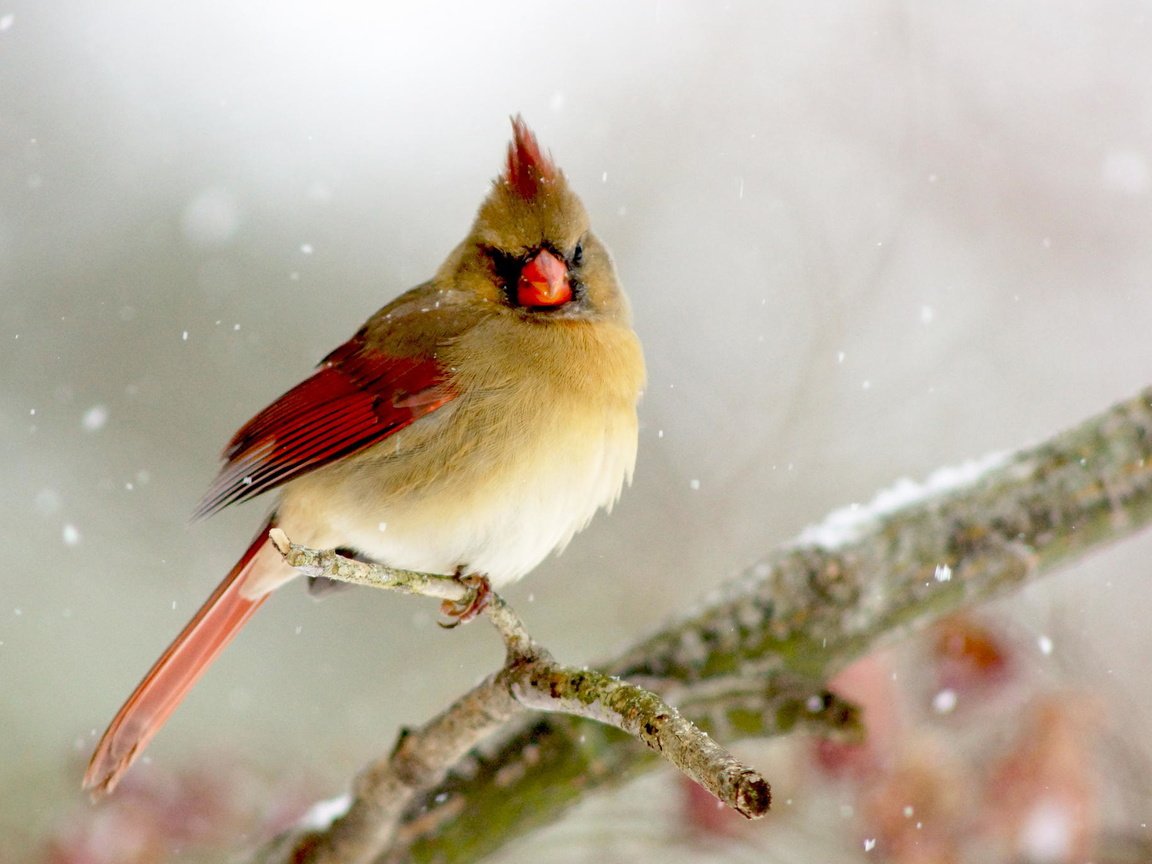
[439,572,491,627]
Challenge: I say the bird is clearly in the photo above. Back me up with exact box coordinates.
[83,117,645,797]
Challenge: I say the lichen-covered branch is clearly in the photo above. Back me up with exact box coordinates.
[282,668,523,864]
[385,386,1152,863]
[509,664,771,818]
[255,547,773,864]
[269,528,469,604]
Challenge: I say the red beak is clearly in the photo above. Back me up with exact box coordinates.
[517,249,571,308]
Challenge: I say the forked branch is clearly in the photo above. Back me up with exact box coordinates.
[257,533,773,864]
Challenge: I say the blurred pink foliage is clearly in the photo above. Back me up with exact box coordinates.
[678,613,1132,863]
[39,756,319,864]
[820,615,1107,864]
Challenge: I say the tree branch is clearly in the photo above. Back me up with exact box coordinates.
[257,538,773,864]
[393,386,1152,863]
[261,385,1152,863]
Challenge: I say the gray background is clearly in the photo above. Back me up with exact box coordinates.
[3,1,1152,860]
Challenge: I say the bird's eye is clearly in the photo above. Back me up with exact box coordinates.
[571,241,585,268]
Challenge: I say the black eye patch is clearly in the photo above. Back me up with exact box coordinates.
[482,246,524,295]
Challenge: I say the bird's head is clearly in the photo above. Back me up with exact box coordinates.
[444,117,628,322]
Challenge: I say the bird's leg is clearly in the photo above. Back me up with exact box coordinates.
[438,569,492,627]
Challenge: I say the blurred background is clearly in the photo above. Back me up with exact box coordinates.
[4,1,1152,861]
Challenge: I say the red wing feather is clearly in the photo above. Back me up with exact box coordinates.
[194,337,453,519]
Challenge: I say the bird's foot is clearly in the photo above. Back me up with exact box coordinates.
[439,571,491,628]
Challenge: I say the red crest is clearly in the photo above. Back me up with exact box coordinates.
[505,115,558,198]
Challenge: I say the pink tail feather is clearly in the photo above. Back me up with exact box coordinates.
[83,523,273,797]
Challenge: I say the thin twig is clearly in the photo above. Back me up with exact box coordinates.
[269,527,469,603]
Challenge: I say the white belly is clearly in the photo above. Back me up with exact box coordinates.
[334,414,634,584]
[244,395,638,596]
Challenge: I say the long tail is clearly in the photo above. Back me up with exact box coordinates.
[83,522,274,798]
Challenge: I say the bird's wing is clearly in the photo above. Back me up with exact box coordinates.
[193,327,455,519]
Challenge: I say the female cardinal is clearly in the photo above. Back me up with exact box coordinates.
[84,118,645,797]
